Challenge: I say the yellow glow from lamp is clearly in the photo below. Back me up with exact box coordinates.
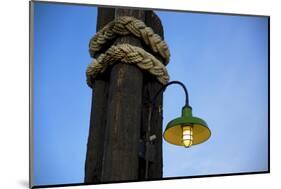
[182,126,193,147]
[163,106,211,148]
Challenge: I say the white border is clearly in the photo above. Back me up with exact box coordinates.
[1,0,279,189]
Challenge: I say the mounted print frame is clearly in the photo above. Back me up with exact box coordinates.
[29,1,270,188]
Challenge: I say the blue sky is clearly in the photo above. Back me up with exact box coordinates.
[33,2,268,186]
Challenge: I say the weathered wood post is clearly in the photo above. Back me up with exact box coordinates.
[100,8,145,182]
[84,7,168,183]
[84,8,115,183]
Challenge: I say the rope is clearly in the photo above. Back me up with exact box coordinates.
[86,43,169,88]
[89,16,170,65]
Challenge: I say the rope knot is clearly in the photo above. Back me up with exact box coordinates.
[86,16,171,88]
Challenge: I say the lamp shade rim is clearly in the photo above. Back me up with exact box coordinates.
[163,115,211,146]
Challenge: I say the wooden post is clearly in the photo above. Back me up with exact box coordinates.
[85,8,166,183]
[84,7,115,183]
[140,11,164,179]
[100,9,145,182]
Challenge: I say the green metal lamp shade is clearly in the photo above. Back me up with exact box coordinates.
[163,106,211,147]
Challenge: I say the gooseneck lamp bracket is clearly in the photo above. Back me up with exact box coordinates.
[151,81,190,108]
[144,80,211,179]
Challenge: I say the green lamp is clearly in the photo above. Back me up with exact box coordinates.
[151,81,211,148]
[145,81,211,178]
[163,105,211,148]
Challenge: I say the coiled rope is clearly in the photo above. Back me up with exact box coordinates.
[86,16,170,88]
[86,44,169,88]
[89,16,170,64]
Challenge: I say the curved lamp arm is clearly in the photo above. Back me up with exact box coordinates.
[144,80,190,179]
[145,81,190,179]
[151,81,190,107]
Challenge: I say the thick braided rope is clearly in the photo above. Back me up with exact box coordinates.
[89,16,170,64]
[86,44,169,88]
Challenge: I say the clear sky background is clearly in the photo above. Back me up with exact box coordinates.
[33,2,268,186]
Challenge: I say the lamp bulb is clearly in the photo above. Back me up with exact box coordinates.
[182,126,193,147]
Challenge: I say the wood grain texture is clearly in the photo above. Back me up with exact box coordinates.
[100,8,145,182]
[140,10,164,179]
[84,7,115,184]
[85,8,165,183]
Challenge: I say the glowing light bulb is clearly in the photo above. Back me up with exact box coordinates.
[182,126,193,147]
